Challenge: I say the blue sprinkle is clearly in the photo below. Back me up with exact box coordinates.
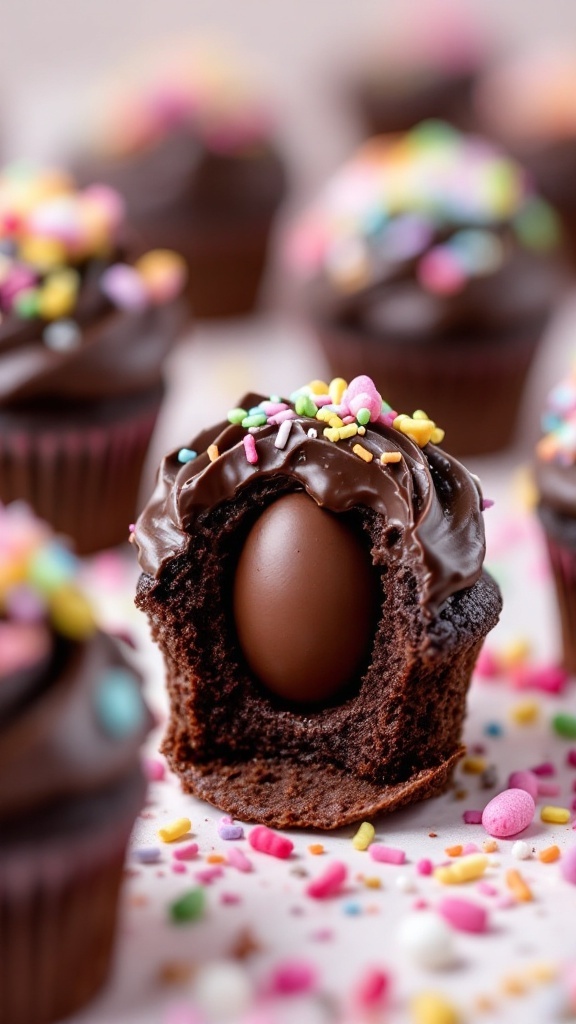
[133,846,162,864]
[95,667,145,739]
[484,721,504,737]
[28,541,78,592]
[177,448,197,464]
[342,902,362,916]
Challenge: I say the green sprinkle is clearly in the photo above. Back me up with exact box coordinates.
[227,407,247,425]
[295,395,318,417]
[13,288,39,318]
[356,407,371,425]
[241,413,267,429]
[552,713,576,739]
[514,199,560,251]
[169,888,205,924]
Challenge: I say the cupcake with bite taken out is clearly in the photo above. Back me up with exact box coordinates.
[0,163,187,554]
[535,366,576,674]
[289,121,564,456]
[133,372,501,830]
[0,501,151,1024]
[74,40,287,318]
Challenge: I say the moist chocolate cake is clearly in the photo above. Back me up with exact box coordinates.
[134,375,502,829]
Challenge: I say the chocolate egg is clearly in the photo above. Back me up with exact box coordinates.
[233,492,379,705]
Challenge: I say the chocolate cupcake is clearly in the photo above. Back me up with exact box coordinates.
[0,164,186,554]
[0,502,151,1024]
[535,369,576,674]
[475,47,576,268]
[74,45,287,318]
[289,121,564,456]
[134,374,501,829]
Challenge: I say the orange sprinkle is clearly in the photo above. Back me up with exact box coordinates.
[538,845,561,863]
[381,450,402,464]
[363,876,382,889]
[501,974,526,996]
[462,756,487,774]
[482,839,498,853]
[206,854,225,864]
[506,868,533,902]
[207,444,219,462]
[445,844,463,857]
[353,443,373,463]
[474,994,496,1012]
[308,843,324,855]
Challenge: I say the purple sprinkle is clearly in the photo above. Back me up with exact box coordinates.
[100,263,148,311]
[194,866,224,885]
[218,823,245,841]
[482,498,495,510]
[133,846,162,864]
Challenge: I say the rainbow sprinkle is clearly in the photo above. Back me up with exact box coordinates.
[537,367,576,464]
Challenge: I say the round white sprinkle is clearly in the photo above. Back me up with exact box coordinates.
[511,840,531,860]
[307,428,318,439]
[398,912,456,970]
[396,874,416,893]
[194,961,253,1020]
[43,319,82,352]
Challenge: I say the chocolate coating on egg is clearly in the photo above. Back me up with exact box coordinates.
[233,492,379,705]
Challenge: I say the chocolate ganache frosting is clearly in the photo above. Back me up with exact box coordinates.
[0,166,186,410]
[135,376,486,616]
[535,369,576,543]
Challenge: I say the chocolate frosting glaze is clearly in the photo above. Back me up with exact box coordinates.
[0,271,185,408]
[0,631,152,821]
[535,458,576,519]
[135,393,486,615]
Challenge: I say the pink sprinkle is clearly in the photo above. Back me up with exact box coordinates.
[162,1003,204,1024]
[314,395,333,407]
[194,866,223,885]
[342,376,383,421]
[531,761,556,777]
[482,498,495,511]
[537,782,561,798]
[341,414,355,424]
[306,860,347,899]
[352,967,390,1010]
[418,246,466,295]
[220,892,242,905]
[510,664,568,694]
[100,263,148,311]
[260,402,289,415]
[561,847,576,885]
[495,896,516,910]
[463,810,483,824]
[462,843,480,855]
[172,862,186,874]
[438,896,488,934]
[227,847,253,873]
[248,826,294,860]
[477,881,498,897]
[571,797,576,812]
[567,750,576,768]
[412,898,429,910]
[369,844,406,865]
[243,435,258,465]
[144,757,165,782]
[267,960,317,996]
[474,647,500,678]
[269,409,297,425]
[508,770,538,801]
[416,858,434,876]
[172,842,199,862]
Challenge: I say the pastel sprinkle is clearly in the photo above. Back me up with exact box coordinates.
[381,450,402,464]
[560,846,576,884]
[306,861,347,899]
[553,713,576,739]
[352,821,375,851]
[177,448,197,464]
[248,826,293,859]
[482,789,535,838]
[243,434,258,465]
[144,758,166,782]
[508,770,538,800]
[463,810,483,824]
[274,419,293,449]
[505,869,533,902]
[226,847,253,873]
[173,843,199,862]
[267,960,317,996]
[94,667,145,739]
[437,896,488,934]
[227,407,247,424]
[158,818,192,843]
[369,844,406,865]
[207,444,219,462]
[434,854,488,884]
[538,845,561,863]
[218,822,244,841]
[511,841,531,860]
[353,442,373,463]
[169,888,205,924]
[411,991,461,1024]
[541,806,571,824]
[133,846,162,864]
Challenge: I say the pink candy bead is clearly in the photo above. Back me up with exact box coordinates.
[416,858,434,876]
[482,788,535,838]
[227,847,253,873]
[341,375,383,422]
[353,967,390,1010]
[144,757,165,782]
[369,844,406,865]
[507,770,538,801]
[538,782,561,798]
[474,647,500,679]
[438,896,488,934]
[243,434,258,465]
[561,847,576,885]
[248,825,294,859]
[268,960,317,995]
[172,842,199,862]
[306,861,347,899]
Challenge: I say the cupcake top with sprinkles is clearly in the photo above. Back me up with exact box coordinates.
[134,374,488,615]
[290,122,562,337]
[0,164,186,407]
[0,501,151,823]
[537,369,576,466]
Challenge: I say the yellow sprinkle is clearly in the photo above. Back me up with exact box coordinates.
[207,444,219,462]
[363,876,382,889]
[353,443,373,463]
[308,843,324,855]
[49,585,96,639]
[412,409,430,420]
[538,844,561,863]
[20,236,66,269]
[328,377,347,404]
[431,427,445,444]
[482,839,498,853]
[445,844,463,858]
[510,699,540,725]
[526,962,558,984]
[316,408,336,423]
[505,868,533,902]
[37,268,80,320]
[381,450,402,464]
[357,425,366,435]
[328,415,344,428]
[308,379,329,395]
[352,821,375,851]
[462,756,487,774]
[411,991,461,1024]
[500,637,531,669]
[394,414,434,447]
[158,817,192,843]
[541,806,570,824]
[338,424,359,440]
[323,427,340,442]
[434,853,488,885]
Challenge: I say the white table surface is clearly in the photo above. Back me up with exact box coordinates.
[67,306,576,1024]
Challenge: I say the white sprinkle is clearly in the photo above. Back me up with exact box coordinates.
[43,319,82,351]
[274,418,293,450]
[396,874,416,893]
[307,428,318,439]
[511,840,531,860]
[194,961,253,1019]
[398,912,456,970]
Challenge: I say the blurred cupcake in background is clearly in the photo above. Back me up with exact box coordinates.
[288,121,564,456]
[0,163,187,554]
[535,367,576,674]
[74,39,288,319]
[349,0,491,138]
[475,46,576,267]
[0,501,151,1024]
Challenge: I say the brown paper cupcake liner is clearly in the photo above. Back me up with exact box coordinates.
[315,323,542,456]
[0,386,163,554]
[542,532,576,675]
